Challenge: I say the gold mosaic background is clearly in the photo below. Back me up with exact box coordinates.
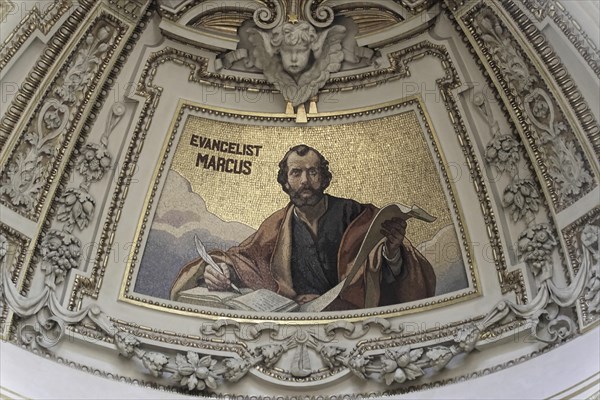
[172,112,452,246]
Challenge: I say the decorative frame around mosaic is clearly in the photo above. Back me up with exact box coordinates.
[118,96,481,321]
[0,0,598,396]
[66,39,526,316]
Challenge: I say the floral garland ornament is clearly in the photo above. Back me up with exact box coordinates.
[0,24,115,215]
[111,330,294,394]
[0,96,125,350]
[473,84,589,343]
[480,221,591,343]
[518,223,558,283]
[473,9,594,208]
[40,230,81,289]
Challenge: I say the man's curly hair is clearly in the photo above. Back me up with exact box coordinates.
[277,145,332,194]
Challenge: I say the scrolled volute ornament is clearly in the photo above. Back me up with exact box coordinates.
[216,15,378,116]
[528,303,576,343]
[19,307,66,349]
[303,0,334,28]
[253,1,283,30]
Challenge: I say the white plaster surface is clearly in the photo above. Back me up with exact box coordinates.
[1,327,598,399]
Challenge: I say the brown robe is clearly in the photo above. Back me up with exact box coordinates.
[170,201,436,309]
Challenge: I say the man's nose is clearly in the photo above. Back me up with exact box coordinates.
[291,51,298,62]
[300,171,308,184]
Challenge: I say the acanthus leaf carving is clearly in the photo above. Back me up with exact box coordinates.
[57,188,96,232]
[0,21,117,217]
[472,8,595,209]
[502,179,541,224]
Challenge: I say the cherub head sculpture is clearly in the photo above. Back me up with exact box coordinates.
[238,19,349,106]
[270,22,318,77]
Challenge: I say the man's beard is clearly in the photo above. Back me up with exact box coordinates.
[288,186,325,207]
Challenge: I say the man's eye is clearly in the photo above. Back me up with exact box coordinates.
[309,169,318,176]
[290,170,301,176]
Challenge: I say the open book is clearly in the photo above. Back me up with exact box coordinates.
[178,203,435,313]
[176,286,300,312]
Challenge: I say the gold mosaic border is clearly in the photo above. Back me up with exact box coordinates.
[69,40,525,320]
[117,96,480,324]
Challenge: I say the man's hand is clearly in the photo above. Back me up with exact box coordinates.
[381,217,407,258]
[204,262,234,291]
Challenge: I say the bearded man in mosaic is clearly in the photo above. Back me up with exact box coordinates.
[171,145,436,309]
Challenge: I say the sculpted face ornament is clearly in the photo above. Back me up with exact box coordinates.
[273,22,317,78]
[216,13,379,121]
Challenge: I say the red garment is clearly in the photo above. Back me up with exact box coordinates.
[171,202,436,309]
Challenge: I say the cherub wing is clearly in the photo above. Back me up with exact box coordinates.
[294,25,346,105]
[238,22,276,70]
[311,24,346,60]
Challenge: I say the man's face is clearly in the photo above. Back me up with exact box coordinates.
[285,150,324,207]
